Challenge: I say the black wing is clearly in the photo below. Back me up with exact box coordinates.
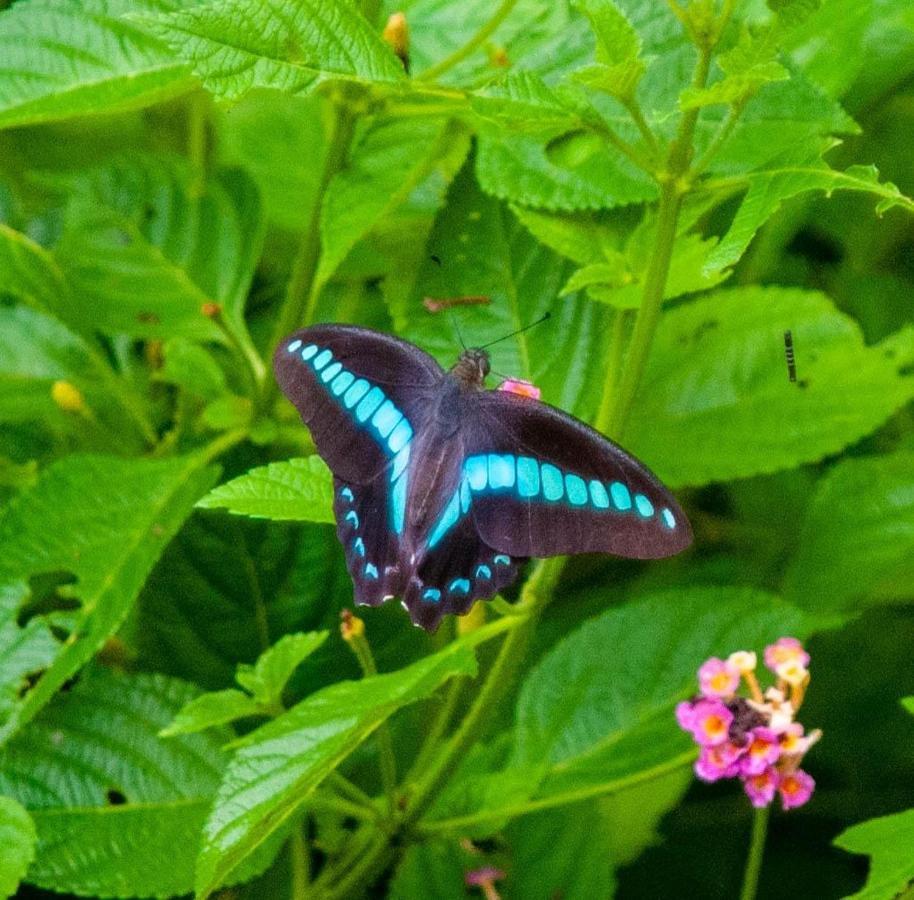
[454,390,692,559]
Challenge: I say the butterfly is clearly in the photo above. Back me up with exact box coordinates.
[274,325,692,631]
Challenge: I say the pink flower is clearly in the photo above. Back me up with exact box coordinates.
[778,770,815,810]
[740,727,782,776]
[497,378,541,400]
[675,700,697,731]
[686,699,733,747]
[698,657,740,698]
[743,768,779,808]
[764,637,810,675]
[695,742,744,782]
[779,722,807,756]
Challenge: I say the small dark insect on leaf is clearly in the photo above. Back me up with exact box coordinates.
[137,311,161,325]
[105,788,128,806]
[423,295,491,313]
[784,330,797,382]
[429,254,442,266]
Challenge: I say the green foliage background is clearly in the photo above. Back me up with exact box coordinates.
[1,0,914,897]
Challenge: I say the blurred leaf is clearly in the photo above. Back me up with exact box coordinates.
[784,453,914,614]
[161,688,265,737]
[0,453,218,745]
[0,796,35,900]
[389,840,466,900]
[0,0,195,130]
[625,286,914,487]
[195,635,481,897]
[53,155,264,347]
[197,457,334,523]
[0,224,71,324]
[156,338,227,400]
[468,72,581,131]
[142,0,405,102]
[570,0,645,100]
[834,808,914,900]
[235,631,329,706]
[511,204,624,264]
[0,667,232,898]
[395,166,610,420]
[318,118,471,286]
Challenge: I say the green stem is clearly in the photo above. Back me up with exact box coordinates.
[594,310,629,435]
[407,674,465,780]
[739,805,770,900]
[289,824,310,900]
[589,119,657,174]
[417,751,694,835]
[326,771,378,811]
[198,427,249,465]
[309,792,380,823]
[624,97,661,158]
[187,92,208,196]
[690,98,746,178]
[417,0,519,81]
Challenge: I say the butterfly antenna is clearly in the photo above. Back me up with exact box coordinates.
[449,309,468,351]
[477,312,552,350]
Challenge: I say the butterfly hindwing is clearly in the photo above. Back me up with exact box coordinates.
[455,390,692,559]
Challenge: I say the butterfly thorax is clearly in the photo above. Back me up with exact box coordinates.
[450,349,490,390]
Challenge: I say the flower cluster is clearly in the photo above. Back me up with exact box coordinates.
[676,637,820,810]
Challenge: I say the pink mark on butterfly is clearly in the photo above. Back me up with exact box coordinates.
[497,378,541,400]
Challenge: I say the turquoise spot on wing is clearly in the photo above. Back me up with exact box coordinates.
[343,378,370,408]
[634,494,654,518]
[516,457,540,498]
[345,510,359,528]
[423,588,441,603]
[610,481,632,511]
[321,361,342,383]
[340,487,354,502]
[313,348,332,370]
[392,446,410,481]
[390,473,407,534]
[589,480,609,509]
[488,454,516,490]
[353,537,365,556]
[662,507,676,529]
[476,564,492,579]
[372,399,402,438]
[288,339,302,353]
[466,455,488,491]
[330,370,354,396]
[494,554,510,566]
[301,343,318,361]
[541,464,564,501]
[427,491,460,548]
[364,563,379,579]
[460,478,472,513]
[449,578,470,595]
[565,473,588,506]
[388,419,412,454]
[355,386,385,422]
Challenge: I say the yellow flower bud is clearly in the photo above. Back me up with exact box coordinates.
[51,380,86,413]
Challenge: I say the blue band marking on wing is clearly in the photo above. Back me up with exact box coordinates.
[466,456,488,491]
[634,494,654,518]
[516,456,540,498]
[423,588,442,603]
[476,564,492,579]
[340,486,354,503]
[345,510,359,528]
[488,454,516,490]
[460,478,472,513]
[541,464,564,501]
[610,481,632,511]
[427,490,460,549]
[589,480,609,509]
[565,473,588,506]
[353,537,366,557]
[494,554,511,566]
[661,508,676,529]
[449,578,470,595]
[298,344,416,537]
[364,562,379,579]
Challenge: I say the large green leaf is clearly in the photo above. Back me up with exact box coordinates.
[0,224,71,323]
[0,453,218,745]
[318,118,471,287]
[393,166,610,420]
[52,155,264,347]
[784,453,914,614]
[834,808,914,900]
[0,668,230,898]
[0,797,35,900]
[142,0,405,102]
[197,457,334,523]
[0,0,195,130]
[195,635,481,897]
[624,287,914,487]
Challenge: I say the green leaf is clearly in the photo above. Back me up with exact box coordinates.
[52,155,264,345]
[0,796,35,900]
[0,453,219,745]
[624,287,914,487]
[197,457,334,523]
[160,688,266,737]
[834,808,914,900]
[156,338,228,401]
[704,150,914,275]
[468,72,581,131]
[510,204,623,265]
[0,667,232,898]
[0,0,195,130]
[394,166,610,420]
[570,0,645,100]
[317,118,471,287]
[784,453,914,614]
[235,632,329,706]
[142,0,405,102]
[195,636,480,897]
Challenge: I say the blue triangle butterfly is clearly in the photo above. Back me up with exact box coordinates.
[274,325,692,631]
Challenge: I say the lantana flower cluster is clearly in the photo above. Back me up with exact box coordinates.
[676,637,821,810]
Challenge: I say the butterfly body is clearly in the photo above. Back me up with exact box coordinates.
[275,325,691,631]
